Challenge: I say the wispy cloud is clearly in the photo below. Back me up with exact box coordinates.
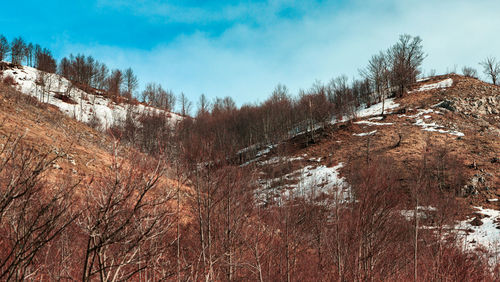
[36,0,500,106]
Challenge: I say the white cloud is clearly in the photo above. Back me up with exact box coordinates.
[70,0,500,107]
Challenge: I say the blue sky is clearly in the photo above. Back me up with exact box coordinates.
[3,0,500,109]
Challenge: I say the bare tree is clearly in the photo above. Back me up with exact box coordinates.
[197,94,211,117]
[388,34,425,96]
[0,35,9,61]
[24,43,34,67]
[93,63,109,90]
[328,75,356,120]
[123,67,138,99]
[79,147,174,281]
[0,133,77,281]
[479,57,500,85]
[141,82,176,110]
[178,92,192,116]
[35,48,57,73]
[107,69,123,97]
[360,51,390,114]
[462,66,478,78]
[10,37,26,65]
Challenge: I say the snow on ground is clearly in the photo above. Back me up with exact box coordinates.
[399,108,464,137]
[240,144,279,167]
[456,207,500,257]
[400,206,437,221]
[256,162,349,204]
[356,98,399,118]
[354,120,393,126]
[409,78,453,93]
[283,162,348,200]
[331,98,400,124]
[258,155,305,166]
[1,65,182,129]
[353,130,377,136]
[398,108,442,119]
[414,118,464,137]
[416,77,431,83]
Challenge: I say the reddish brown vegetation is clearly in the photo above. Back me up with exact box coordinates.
[2,75,16,86]
[0,32,499,281]
[54,93,77,104]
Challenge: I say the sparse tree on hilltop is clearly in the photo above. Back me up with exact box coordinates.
[159,88,176,111]
[141,82,176,111]
[35,47,57,73]
[0,35,9,61]
[360,51,390,114]
[107,69,123,97]
[123,67,138,99]
[388,34,425,97]
[179,92,192,116]
[479,57,500,85]
[197,93,211,116]
[462,66,478,78]
[24,42,34,67]
[10,37,26,65]
[93,62,109,90]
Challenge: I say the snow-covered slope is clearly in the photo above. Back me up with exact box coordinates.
[409,78,453,93]
[1,65,182,129]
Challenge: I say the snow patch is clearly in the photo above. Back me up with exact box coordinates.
[256,162,348,204]
[409,78,453,93]
[399,109,463,137]
[354,120,393,126]
[353,130,377,137]
[258,155,304,166]
[400,206,437,220]
[414,118,464,137]
[416,77,431,83]
[457,207,500,253]
[240,144,278,167]
[356,98,400,118]
[283,162,347,200]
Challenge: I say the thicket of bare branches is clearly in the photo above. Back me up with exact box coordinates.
[0,134,76,280]
[0,35,9,61]
[462,66,478,78]
[141,82,176,111]
[0,132,178,280]
[480,56,500,85]
[2,31,497,280]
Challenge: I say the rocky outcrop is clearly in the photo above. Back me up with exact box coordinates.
[437,96,500,115]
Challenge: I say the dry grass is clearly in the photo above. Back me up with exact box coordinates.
[257,74,499,212]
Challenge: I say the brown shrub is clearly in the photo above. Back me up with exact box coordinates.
[54,93,77,104]
[129,97,140,106]
[2,75,16,86]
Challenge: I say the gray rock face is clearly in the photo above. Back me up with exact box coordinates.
[448,95,500,115]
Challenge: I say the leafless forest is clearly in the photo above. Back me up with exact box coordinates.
[0,33,499,281]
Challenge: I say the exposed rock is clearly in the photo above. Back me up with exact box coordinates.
[450,95,500,116]
[470,217,483,226]
[436,100,456,112]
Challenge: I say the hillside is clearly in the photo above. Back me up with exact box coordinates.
[0,62,182,130]
[249,74,500,250]
[1,63,499,280]
[0,82,115,179]
[0,81,196,281]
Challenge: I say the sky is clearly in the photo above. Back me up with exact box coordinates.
[3,0,500,109]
